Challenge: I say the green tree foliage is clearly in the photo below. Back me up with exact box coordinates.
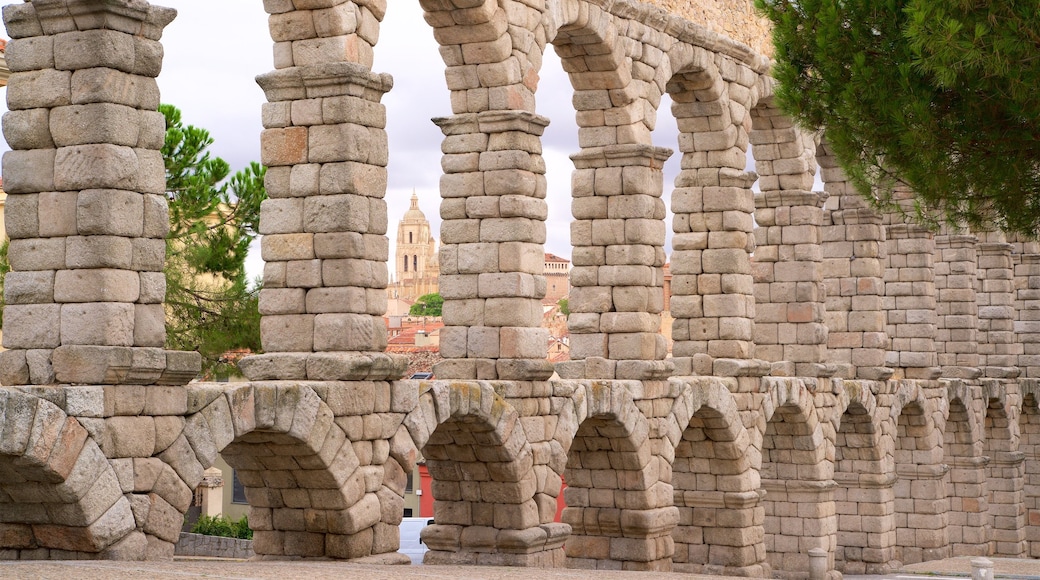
[756,0,1040,234]
[161,104,265,378]
[557,298,569,316]
[190,514,253,540]
[409,293,443,317]
[0,241,9,328]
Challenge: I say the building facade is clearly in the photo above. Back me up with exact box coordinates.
[390,192,439,303]
[543,252,570,305]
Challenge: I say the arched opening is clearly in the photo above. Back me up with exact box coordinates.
[984,396,1026,556]
[664,48,759,375]
[760,386,834,580]
[834,396,896,574]
[672,404,765,576]
[410,382,564,567]
[0,392,138,559]
[893,398,948,564]
[1019,392,1040,556]
[943,395,987,556]
[562,410,674,572]
[186,383,411,561]
[548,3,671,379]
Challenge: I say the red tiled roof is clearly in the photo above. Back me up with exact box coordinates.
[544,252,569,263]
[386,319,444,346]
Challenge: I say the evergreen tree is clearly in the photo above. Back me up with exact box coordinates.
[161,104,264,377]
[756,0,1040,234]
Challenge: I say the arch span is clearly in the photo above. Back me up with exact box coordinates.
[833,380,898,574]
[892,380,950,565]
[557,380,677,572]
[760,377,836,579]
[667,377,768,577]
[404,380,567,567]
[182,382,409,560]
[0,390,137,559]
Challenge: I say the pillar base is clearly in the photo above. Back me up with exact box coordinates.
[239,352,408,382]
[0,346,201,386]
[423,522,569,567]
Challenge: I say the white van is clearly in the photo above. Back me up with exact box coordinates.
[398,517,430,564]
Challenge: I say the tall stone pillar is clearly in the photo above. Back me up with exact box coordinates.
[1016,254,1040,378]
[0,0,199,386]
[753,190,829,377]
[987,449,1027,556]
[240,4,407,383]
[818,141,891,381]
[884,224,939,379]
[934,233,981,380]
[432,111,554,382]
[562,144,671,380]
[976,233,1020,379]
[670,161,762,378]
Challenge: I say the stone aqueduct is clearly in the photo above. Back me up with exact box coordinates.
[0,0,1039,577]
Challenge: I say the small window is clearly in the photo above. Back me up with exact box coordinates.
[232,470,247,504]
[406,471,414,493]
[409,232,413,244]
[404,255,409,272]
[413,255,418,272]
[404,508,413,517]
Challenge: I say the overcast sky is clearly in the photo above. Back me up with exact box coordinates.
[3,2,697,280]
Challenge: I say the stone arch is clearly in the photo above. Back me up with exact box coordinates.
[942,381,988,557]
[1018,384,1040,557]
[402,381,564,566]
[759,378,836,579]
[667,377,768,577]
[548,0,645,147]
[982,382,1027,556]
[0,390,136,559]
[423,0,541,114]
[546,4,671,379]
[891,380,949,565]
[748,96,828,378]
[179,383,406,560]
[833,381,898,574]
[559,380,676,571]
[664,42,760,373]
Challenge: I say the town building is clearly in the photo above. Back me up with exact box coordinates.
[543,252,570,305]
[389,192,439,303]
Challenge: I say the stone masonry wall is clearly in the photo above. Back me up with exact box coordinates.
[3,0,1040,578]
[634,0,773,57]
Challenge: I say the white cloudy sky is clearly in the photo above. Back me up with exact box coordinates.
[3,2,703,280]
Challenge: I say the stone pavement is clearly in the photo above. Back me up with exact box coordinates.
[900,557,1040,579]
[3,557,1040,580]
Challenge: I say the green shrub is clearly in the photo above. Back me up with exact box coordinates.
[191,514,253,540]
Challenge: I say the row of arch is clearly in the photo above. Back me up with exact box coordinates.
[4,375,1040,573]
